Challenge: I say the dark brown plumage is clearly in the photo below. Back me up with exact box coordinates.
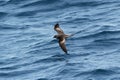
[54,23,65,35]
[58,35,67,53]
[54,23,70,54]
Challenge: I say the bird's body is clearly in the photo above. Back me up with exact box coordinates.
[53,23,72,54]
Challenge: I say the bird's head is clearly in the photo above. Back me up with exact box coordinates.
[53,35,58,38]
[54,23,59,28]
[53,35,62,39]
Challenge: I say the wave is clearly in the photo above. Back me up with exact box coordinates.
[94,37,120,43]
[20,0,59,8]
[64,17,91,24]
[111,77,120,80]
[37,78,49,80]
[0,69,36,77]
[0,0,9,5]
[15,11,38,17]
[80,30,120,39]
[0,12,8,18]
[0,24,30,30]
[74,68,116,77]
[4,0,26,5]
[70,30,120,44]
[33,56,66,64]
[20,0,119,9]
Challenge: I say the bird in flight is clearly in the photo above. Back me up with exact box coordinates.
[53,23,73,54]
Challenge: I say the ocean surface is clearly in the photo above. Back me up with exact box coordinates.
[0,0,120,80]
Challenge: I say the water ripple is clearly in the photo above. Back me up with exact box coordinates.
[0,0,120,80]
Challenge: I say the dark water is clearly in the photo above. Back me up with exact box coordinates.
[0,0,120,80]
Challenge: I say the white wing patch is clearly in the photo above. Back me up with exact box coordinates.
[61,38,65,44]
[56,28,61,31]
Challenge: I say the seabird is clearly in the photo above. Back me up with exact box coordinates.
[53,23,72,54]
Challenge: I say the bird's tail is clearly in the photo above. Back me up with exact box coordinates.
[65,32,78,38]
[65,34,74,38]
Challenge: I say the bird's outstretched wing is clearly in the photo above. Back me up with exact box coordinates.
[54,23,64,34]
[59,37,67,54]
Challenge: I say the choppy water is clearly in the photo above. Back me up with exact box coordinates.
[0,0,120,80]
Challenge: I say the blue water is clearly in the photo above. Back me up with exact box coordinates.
[0,0,120,80]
